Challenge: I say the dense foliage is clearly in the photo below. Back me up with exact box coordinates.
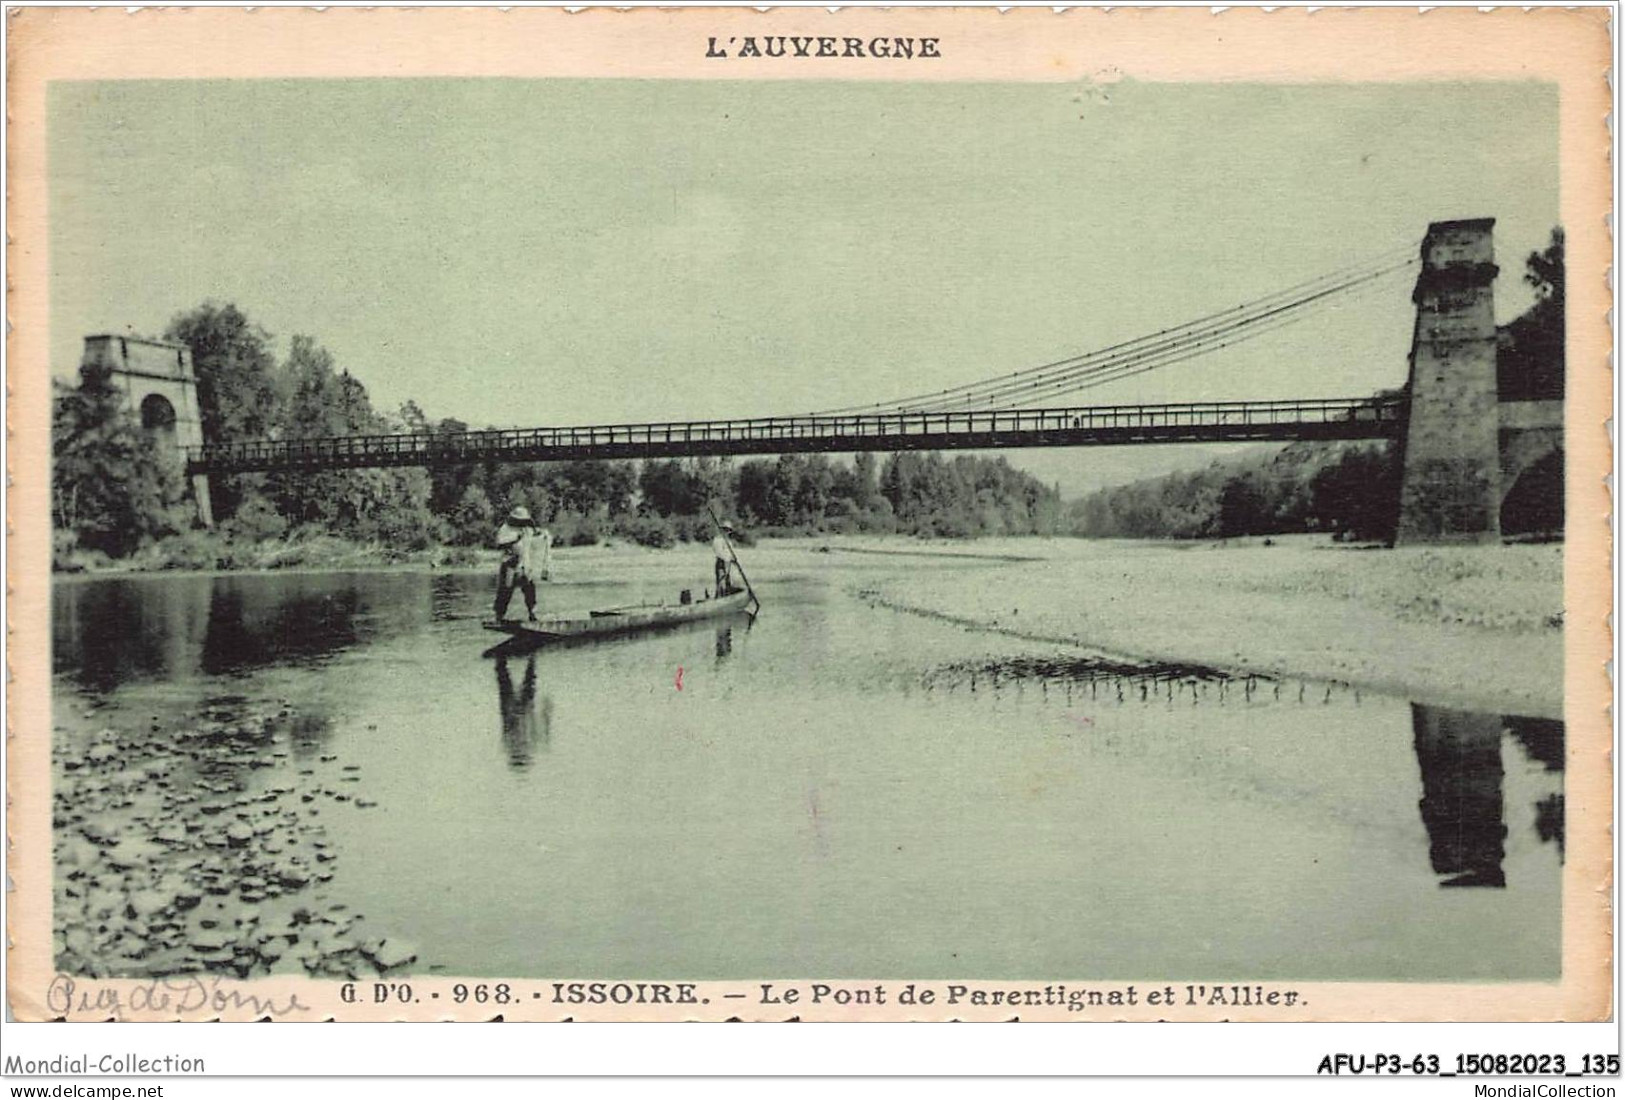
[163,303,280,521]
[645,451,1061,540]
[1065,440,1400,542]
[53,302,1060,562]
[1499,228,1564,402]
[52,362,189,558]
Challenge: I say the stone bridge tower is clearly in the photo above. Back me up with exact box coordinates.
[1395,219,1503,544]
[81,334,214,527]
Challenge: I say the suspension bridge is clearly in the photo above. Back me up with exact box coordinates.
[183,242,1418,474]
[98,219,1562,544]
[183,398,1406,473]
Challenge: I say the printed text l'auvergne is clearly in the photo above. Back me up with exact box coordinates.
[706,36,942,60]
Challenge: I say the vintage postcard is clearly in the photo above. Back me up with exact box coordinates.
[4,6,1613,1026]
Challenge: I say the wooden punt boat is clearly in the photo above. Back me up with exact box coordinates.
[482,588,755,642]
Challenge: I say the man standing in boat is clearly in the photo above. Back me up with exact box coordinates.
[494,505,551,621]
[712,521,739,597]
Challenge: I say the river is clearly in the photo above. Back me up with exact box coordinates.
[51,547,1564,981]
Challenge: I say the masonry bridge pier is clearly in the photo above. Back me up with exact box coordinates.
[88,218,1563,546]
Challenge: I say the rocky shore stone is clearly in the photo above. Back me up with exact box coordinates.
[52,697,417,981]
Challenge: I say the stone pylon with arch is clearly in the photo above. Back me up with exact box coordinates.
[1395,220,1564,544]
[80,334,214,527]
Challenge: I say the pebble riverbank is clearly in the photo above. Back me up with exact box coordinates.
[53,697,417,980]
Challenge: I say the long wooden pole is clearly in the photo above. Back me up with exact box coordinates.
[707,503,760,615]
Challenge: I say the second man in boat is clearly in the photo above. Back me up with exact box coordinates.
[712,521,739,597]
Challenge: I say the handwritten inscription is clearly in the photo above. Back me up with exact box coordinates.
[46,973,310,1021]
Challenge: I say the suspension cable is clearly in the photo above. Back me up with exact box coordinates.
[808,245,1418,417]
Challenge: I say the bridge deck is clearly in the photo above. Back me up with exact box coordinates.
[185,397,1404,475]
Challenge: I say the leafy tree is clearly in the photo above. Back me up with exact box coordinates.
[264,335,355,528]
[879,452,921,523]
[423,418,478,516]
[833,451,880,512]
[398,400,431,435]
[262,335,437,545]
[52,367,186,557]
[1217,471,1272,537]
[1524,227,1564,306]
[165,303,279,520]
[734,460,775,523]
[549,460,636,518]
[1068,440,1399,542]
[1500,227,1564,401]
[446,483,495,545]
[638,459,701,517]
[762,456,802,526]
[867,452,1057,537]
[793,455,835,522]
[164,302,278,440]
[1310,446,1398,541]
[222,493,287,543]
[686,456,735,514]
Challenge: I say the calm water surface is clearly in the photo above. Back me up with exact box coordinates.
[52,553,1563,980]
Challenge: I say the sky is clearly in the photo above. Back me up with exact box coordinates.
[48,78,1558,496]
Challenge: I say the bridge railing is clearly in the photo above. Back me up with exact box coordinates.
[186,396,1403,471]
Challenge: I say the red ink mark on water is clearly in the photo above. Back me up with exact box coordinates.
[675,666,685,691]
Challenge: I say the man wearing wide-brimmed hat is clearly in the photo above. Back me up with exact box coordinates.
[494,504,551,621]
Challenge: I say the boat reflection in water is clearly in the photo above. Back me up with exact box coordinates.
[1411,704,1564,888]
[491,621,742,770]
[495,653,552,771]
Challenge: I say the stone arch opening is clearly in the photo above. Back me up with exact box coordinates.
[1500,448,1563,538]
[140,393,178,433]
[81,334,214,527]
